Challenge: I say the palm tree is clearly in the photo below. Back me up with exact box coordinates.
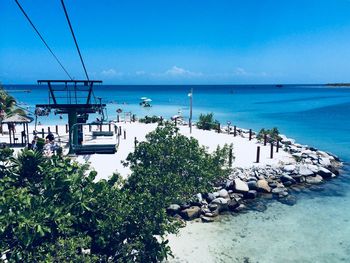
[0,84,27,132]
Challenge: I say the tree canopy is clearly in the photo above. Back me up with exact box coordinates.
[0,123,231,262]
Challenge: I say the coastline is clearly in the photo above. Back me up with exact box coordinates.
[0,120,344,262]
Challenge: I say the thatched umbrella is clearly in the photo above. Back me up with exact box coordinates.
[1,114,33,146]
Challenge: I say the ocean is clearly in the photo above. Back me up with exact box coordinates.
[4,84,350,262]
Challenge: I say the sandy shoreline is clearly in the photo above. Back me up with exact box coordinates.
[0,122,293,180]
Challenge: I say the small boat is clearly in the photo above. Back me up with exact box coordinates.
[276,84,283,88]
[140,97,152,107]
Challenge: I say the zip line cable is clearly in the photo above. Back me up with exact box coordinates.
[60,0,90,81]
[14,0,73,80]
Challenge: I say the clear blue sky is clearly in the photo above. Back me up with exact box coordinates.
[1,0,350,84]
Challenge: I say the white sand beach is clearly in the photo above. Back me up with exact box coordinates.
[0,122,294,180]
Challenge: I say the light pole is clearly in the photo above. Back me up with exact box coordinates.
[188,88,193,134]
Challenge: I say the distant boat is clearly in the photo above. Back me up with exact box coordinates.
[140,97,152,107]
[276,84,283,88]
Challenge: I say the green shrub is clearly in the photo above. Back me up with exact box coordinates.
[257,127,281,142]
[139,115,163,124]
[0,123,232,262]
[196,113,219,130]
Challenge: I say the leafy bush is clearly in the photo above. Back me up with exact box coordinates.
[0,123,232,262]
[257,127,281,143]
[139,115,163,124]
[196,113,219,130]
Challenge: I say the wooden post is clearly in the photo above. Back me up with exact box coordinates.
[234,126,237,137]
[123,130,126,140]
[119,126,122,136]
[55,125,58,134]
[109,123,111,132]
[175,118,177,126]
[229,146,233,167]
[9,128,12,145]
[256,146,260,163]
[100,124,102,132]
[117,114,120,123]
[41,128,45,138]
[65,124,68,134]
[89,125,92,132]
[270,143,274,159]
[48,127,51,134]
[276,140,279,153]
[217,123,221,133]
[249,129,252,141]
[264,134,267,146]
[134,137,137,148]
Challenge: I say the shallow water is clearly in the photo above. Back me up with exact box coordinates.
[5,84,350,262]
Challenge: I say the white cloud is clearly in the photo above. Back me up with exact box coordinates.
[101,68,123,78]
[162,66,203,77]
[233,67,268,77]
[135,70,146,75]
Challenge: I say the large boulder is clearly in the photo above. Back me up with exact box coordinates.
[245,190,257,199]
[227,199,240,211]
[278,195,297,206]
[256,179,271,193]
[305,175,323,184]
[281,174,296,184]
[211,197,228,212]
[180,206,201,220]
[233,178,249,193]
[166,204,181,216]
[219,189,229,198]
[283,164,296,173]
[247,180,258,190]
[317,167,333,178]
[206,193,216,203]
[298,166,314,177]
[319,157,331,167]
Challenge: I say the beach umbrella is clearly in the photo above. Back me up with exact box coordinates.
[144,98,152,102]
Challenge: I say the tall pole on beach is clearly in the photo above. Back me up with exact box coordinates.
[188,88,193,134]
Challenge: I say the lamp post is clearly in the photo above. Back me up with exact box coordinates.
[188,88,193,134]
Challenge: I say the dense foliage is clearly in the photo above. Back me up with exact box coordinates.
[139,115,163,124]
[0,123,231,262]
[0,84,26,118]
[196,113,219,130]
[257,127,281,143]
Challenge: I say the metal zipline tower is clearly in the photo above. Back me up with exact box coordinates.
[36,80,105,153]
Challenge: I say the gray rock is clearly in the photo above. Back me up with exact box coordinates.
[201,215,214,223]
[272,187,287,195]
[256,179,271,193]
[180,206,201,220]
[227,199,240,211]
[247,181,257,190]
[208,203,218,212]
[219,189,229,198]
[206,193,216,202]
[166,204,181,216]
[245,190,257,199]
[317,167,333,178]
[305,175,323,184]
[233,178,249,193]
[283,164,296,173]
[299,166,314,177]
[281,174,296,184]
[211,198,228,212]
[234,204,247,212]
[278,195,297,206]
[319,157,331,167]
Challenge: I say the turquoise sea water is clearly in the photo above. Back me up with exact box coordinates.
[5,84,350,262]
